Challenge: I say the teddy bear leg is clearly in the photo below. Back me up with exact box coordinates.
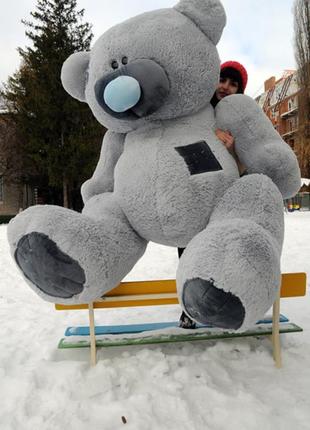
[177,174,285,331]
[7,193,147,304]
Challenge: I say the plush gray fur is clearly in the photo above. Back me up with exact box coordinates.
[61,51,90,103]
[174,0,226,44]
[176,174,284,330]
[9,197,147,303]
[215,95,301,198]
[8,0,301,330]
[81,131,125,201]
[62,6,222,133]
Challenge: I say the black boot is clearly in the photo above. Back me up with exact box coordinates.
[178,248,196,329]
[179,311,197,329]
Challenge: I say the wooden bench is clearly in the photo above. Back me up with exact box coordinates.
[55,272,307,367]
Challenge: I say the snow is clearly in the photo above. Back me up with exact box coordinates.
[0,212,310,430]
[301,178,310,186]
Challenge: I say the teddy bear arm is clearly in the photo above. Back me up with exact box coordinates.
[215,94,301,198]
[81,131,125,203]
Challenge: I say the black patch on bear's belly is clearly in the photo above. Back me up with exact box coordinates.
[175,141,223,175]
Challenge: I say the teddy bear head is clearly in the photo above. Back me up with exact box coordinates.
[61,0,226,133]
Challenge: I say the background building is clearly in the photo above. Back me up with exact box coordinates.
[256,70,310,210]
[256,70,309,183]
[255,70,301,167]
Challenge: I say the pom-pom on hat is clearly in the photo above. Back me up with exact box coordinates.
[220,61,248,93]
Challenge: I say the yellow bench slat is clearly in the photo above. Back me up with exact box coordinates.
[105,279,177,296]
[55,272,306,310]
[279,272,306,297]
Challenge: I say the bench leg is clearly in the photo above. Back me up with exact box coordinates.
[88,302,97,366]
[272,292,282,368]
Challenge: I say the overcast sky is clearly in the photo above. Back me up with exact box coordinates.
[0,0,297,97]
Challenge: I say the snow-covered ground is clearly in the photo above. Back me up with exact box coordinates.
[0,212,309,430]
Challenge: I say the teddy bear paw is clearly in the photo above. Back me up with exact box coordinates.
[15,232,85,299]
[182,278,245,330]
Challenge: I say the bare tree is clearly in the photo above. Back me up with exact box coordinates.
[294,0,310,177]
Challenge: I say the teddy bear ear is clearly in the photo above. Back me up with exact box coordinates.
[61,51,90,102]
[174,0,226,45]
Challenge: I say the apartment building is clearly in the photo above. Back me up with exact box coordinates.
[256,71,310,209]
[255,70,299,153]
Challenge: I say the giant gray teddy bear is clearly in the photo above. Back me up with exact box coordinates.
[8,0,301,331]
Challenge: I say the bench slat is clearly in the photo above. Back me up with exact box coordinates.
[279,272,306,297]
[58,322,303,349]
[55,272,307,311]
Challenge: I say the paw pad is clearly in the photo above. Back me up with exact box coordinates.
[15,232,85,299]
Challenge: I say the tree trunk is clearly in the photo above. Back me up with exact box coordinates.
[63,176,69,208]
[294,0,310,178]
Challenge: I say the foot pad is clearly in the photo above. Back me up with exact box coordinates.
[183,278,245,330]
[15,232,85,299]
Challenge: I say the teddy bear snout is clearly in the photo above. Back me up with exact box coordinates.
[94,58,170,119]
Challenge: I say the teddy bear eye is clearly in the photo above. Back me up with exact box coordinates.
[122,56,128,65]
[111,60,119,69]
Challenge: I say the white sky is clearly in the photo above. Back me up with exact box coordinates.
[0,0,297,97]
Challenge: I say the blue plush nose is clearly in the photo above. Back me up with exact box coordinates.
[103,76,141,113]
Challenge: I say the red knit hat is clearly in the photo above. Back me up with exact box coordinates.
[220,61,248,93]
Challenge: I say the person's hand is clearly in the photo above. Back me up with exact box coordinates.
[215,128,246,175]
[215,129,235,155]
